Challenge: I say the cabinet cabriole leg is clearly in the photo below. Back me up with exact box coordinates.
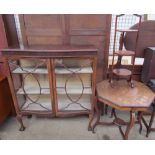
[88,113,94,131]
[88,97,97,131]
[92,102,101,133]
[16,114,25,131]
[146,105,155,137]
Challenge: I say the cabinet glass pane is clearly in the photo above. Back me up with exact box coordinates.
[9,58,52,112]
[54,58,93,112]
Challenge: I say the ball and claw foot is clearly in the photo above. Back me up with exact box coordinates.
[16,115,25,131]
[88,126,92,131]
[19,125,26,131]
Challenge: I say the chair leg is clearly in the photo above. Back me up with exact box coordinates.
[105,105,108,115]
[124,111,135,140]
[146,105,155,137]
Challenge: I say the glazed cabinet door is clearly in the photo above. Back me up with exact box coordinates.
[52,57,95,116]
[6,58,54,115]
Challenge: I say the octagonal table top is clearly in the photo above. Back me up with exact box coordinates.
[97,80,155,111]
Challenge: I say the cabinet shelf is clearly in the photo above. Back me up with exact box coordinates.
[55,67,93,74]
[56,87,92,94]
[116,29,138,32]
[12,66,93,74]
[21,97,52,111]
[17,87,92,95]
[113,68,132,77]
[58,95,91,111]
[17,87,50,94]
[12,67,48,74]
[114,50,135,56]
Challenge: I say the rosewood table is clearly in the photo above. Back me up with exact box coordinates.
[92,80,155,140]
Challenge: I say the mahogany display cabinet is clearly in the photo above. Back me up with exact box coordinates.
[2,45,97,131]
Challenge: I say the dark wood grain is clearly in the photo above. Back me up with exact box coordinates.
[2,45,98,58]
[18,14,111,82]
[2,15,19,48]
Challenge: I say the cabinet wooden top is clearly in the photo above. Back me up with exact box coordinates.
[1,45,98,58]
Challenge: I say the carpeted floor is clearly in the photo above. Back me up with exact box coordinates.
[0,111,155,140]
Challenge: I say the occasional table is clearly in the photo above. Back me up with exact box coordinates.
[92,80,155,140]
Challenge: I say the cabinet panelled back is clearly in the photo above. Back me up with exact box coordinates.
[0,15,7,75]
[19,14,111,81]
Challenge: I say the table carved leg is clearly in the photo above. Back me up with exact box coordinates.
[92,104,137,140]
[92,102,114,133]
[137,111,143,133]
[118,111,135,140]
